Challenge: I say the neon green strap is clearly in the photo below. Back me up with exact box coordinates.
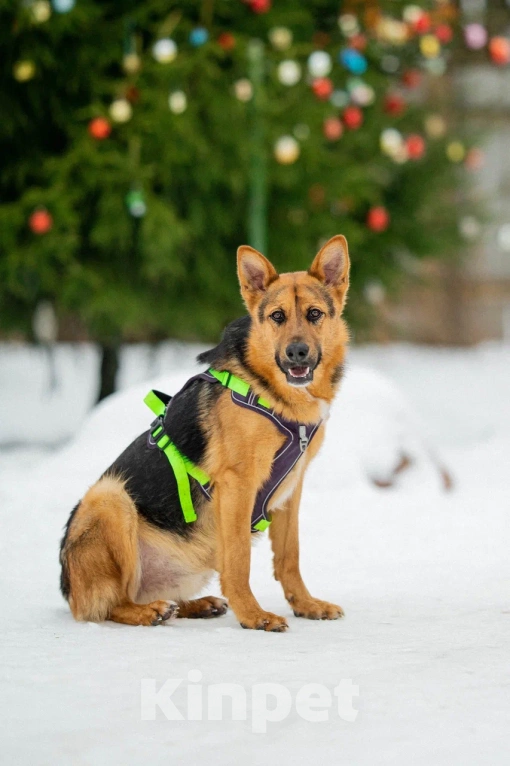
[209,368,271,409]
[144,390,166,417]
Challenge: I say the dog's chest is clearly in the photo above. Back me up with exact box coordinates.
[269,458,307,510]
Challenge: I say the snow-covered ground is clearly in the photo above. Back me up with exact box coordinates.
[1,342,509,765]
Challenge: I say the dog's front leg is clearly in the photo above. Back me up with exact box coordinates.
[270,476,344,620]
[214,475,288,632]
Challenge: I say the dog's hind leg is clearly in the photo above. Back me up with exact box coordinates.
[60,475,176,625]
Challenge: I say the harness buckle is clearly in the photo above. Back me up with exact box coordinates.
[299,425,309,453]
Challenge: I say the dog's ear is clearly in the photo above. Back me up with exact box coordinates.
[237,246,279,311]
[309,235,350,308]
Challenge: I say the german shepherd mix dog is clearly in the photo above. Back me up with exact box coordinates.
[60,235,350,632]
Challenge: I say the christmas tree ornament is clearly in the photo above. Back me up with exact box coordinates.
[406,134,426,159]
[424,57,447,76]
[277,60,301,86]
[13,60,36,82]
[52,0,75,12]
[384,92,406,116]
[458,215,481,240]
[381,55,400,73]
[424,114,447,138]
[234,79,253,102]
[403,5,424,25]
[307,51,332,78]
[31,1,51,23]
[402,69,422,88]
[364,280,386,305]
[88,117,111,140]
[339,48,368,75]
[465,147,484,170]
[392,145,410,164]
[293,123,310,141]
[349,81,375,106]
[152,38,177,63]
[123,53,141,74]
[189,27,208,47]
[268,27,292,51]
[323,117,343,141]
[342,105,363,130]
[274,136,300,165]
[218,32,236,50]
[330,89,349,108]
[367,206,390,232]
[464,23,488,50]
[126,189,146,218]
[489,37,510,66]
[109,99,132,123]
[376,18,409,45]
[435,23,453,44]
[420,34,441,58]
[312,78,333,100]
[380,128,404,156]
[338,14,359,37]
[248,0,271,13]
[413,13,432,35]
[168,90,187,113]
[32,300,58,344]
[447,141,466,162]
[349,34,367,51]
[497,223,510,252]
[29,208,53,234]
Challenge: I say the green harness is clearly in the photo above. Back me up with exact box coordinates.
[143,368,272,531]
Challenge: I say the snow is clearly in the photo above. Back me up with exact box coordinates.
[1,342,509,764]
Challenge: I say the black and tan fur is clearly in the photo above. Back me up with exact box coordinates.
[60,235,350,631]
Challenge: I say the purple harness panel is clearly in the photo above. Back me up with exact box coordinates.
[162,371,321,532]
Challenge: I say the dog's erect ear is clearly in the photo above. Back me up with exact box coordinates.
[309,235,350,307]
[237,245,279,311]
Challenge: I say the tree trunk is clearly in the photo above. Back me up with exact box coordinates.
[97,343,120,403]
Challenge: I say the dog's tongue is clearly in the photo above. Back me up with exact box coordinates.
[289,366,309,378]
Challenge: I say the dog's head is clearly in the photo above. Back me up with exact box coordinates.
[237,235,350,395]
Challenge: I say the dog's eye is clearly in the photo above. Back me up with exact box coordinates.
[270,310,285,324]
[307,308,323,322]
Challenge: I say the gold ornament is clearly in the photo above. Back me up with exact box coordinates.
[109,99,133,123]
[447,141,465,163]
[424,114,447,138]
[376,18,409,45]
[123,53,141,74]
[31,1,51,23]
[234,79,253,102]
[274,136,300,165]
[420,34,441,59]
[268,27,292,51]
[13,60,36,82]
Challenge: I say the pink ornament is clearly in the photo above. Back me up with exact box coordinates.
[464,23,488,51]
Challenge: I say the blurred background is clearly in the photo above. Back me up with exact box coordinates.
[1,0,510,406]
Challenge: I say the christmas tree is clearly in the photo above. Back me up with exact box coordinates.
[1,0,502,396]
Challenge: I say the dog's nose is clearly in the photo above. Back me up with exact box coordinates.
[286,342,309,364]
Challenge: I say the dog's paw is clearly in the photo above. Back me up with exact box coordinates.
[150,600,179,625]
[177,596,228,619]
[240,611,289,632]
[291,598,344,621]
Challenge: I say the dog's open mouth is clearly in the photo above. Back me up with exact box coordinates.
[286,366,313,386]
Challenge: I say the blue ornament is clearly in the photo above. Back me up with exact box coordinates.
[52,0,75,12]
[339,48,368,75]
[189,27,209,47]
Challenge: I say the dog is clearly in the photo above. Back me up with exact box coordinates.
[60,235,350,631]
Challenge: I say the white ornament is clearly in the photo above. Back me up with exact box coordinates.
[109,99,132,123]
[152,38,177,63]
[277,60,301,86]
[168,91,187,114]
[380,128,404,156]
[307,51,332,78]
[274,136,300,165]
[459,216,481,240]
[234,79,253,102]
[330,89,349,108]
[338,14,359,37]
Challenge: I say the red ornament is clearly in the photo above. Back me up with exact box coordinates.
[465,148,484,171]
[218,32,236,50]
[435,24,453,44]
[342,105,363,130]
[489,37,510,66]
[29,208,53,235]
[402,69,422,89]
[248,0,271,13]
[413,13,431,35]
[367,206,390,232]
[323,118,343,141]
[312,78,334,100]
[405,134,426,160]
[88,117,111,140]
[384,92,406,116]
[349,34,367,51]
